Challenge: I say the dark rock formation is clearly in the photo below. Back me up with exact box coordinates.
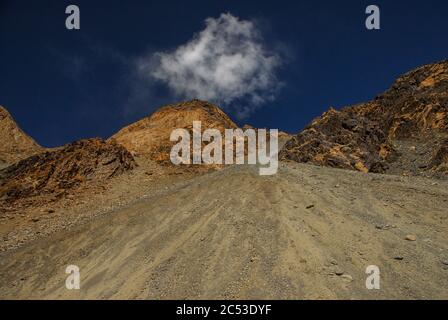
[280,60,448,177]
[0,138,136,206]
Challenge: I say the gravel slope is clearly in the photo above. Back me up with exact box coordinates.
[1,162,447,299]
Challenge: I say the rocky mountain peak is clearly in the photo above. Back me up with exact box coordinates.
[0,105,43,167]
[110,99,238,162]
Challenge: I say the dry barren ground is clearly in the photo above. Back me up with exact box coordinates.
[1,162,448,299]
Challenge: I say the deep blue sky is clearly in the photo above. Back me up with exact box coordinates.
[1,0,447,147]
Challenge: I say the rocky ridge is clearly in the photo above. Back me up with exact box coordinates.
[0,106,42,166]
[280,60,448,177]
[0,138,135,208]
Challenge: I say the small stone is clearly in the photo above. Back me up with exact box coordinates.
[306,204,314,209]
[442,260,448,266]
[341,274,353,282]
[394,256,404,261]
[405,234,417,241]
[335,271,344,276]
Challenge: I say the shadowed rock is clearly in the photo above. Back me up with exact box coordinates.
[280,60,448,177]
[0,138,135,206]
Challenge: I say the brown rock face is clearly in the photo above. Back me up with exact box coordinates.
[0,138,135,206]
[0,106,43,166]
[110,99,238,163]
[280,60,448,177]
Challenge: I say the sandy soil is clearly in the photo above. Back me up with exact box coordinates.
[0,156,201,252]
[0,162,447,299]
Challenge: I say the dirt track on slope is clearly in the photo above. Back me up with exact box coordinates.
[1,162,447,299]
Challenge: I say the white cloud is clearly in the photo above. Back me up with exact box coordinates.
[138,13,282,118]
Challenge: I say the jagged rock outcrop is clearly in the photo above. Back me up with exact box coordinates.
[0,105,43,166]
[110,99,238,163]
[428,139,448,173]
[0,138,135,206]
[280,60,448,177]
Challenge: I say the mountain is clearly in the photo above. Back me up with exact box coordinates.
[2,62,448,300]
[280,60,448,177]
[0,99,283,210]
[0,105,42,167]
[110,99,238,163]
